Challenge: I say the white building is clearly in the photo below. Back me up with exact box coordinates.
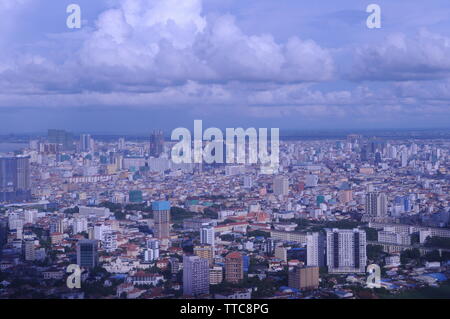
[200,226,215,247]
[306,232,325,267]
[326,228,367,274]
[183,255,209,296]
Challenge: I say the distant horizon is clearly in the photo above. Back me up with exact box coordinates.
[2,126,450,139]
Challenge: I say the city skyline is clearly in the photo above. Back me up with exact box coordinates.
[1,0,450,132]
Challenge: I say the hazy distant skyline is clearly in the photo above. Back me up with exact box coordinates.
[1,0,450,133]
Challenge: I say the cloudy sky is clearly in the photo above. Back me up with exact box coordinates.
[1,0,450,133]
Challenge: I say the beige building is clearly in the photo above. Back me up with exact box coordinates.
[209,266,223,285]
[194,245,214,266]
[225,252,243,284]
[288,266,319,290]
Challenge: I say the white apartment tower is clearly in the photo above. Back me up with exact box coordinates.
[306,232,325,267]
[366,192,387,217]
[326,228,367,274]
[200,226,215,247]
[183,255,210,296]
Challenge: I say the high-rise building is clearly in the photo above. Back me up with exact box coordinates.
[118,137,126,150]
[0,156,31,202]
[209,266,223,285]
[144,238,160,261]
[200,226,215,246]
[73,217,88,234]
[76,240,98,268]
[326,228,367,274]
[80,134,94,152]
[225,252,243,283]
[149,130,164,158]
[288,266,319,290]
[48,129,73,150]
[152,201,171,242]
[24,240,36,261]
[183,255,209,296]
[273,176,289,196]
[366,192,387,217]
[306,232,325,267]
[194,244,214,266]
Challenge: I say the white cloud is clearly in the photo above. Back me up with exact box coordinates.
[351,30,450,81]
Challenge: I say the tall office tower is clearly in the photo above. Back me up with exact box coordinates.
[306,232,325,267]
[149,130,164,158]
[80,134,93,152]
[152,201,171,242]
[365,192,387,217]
[288,266,319,290]
[24,240,36,261]
[0,156,31,202]
[183,255,210,296]
[200,226,215,246]
[118,137,126,150]
[225,252,243,283]
[194,245,214,266]
[47,129,73,150]
[273,176,289,196]
[76,240,98,268]
[326,228,367,274]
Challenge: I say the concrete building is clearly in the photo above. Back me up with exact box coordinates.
[225,252,243,284]
[326,228,367,274]
[152,201,171,244]
[76,240,98,268]
[288,266,319,290]
[183,255,209,296]
[306,232,325,267]
[200,226,215,246]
